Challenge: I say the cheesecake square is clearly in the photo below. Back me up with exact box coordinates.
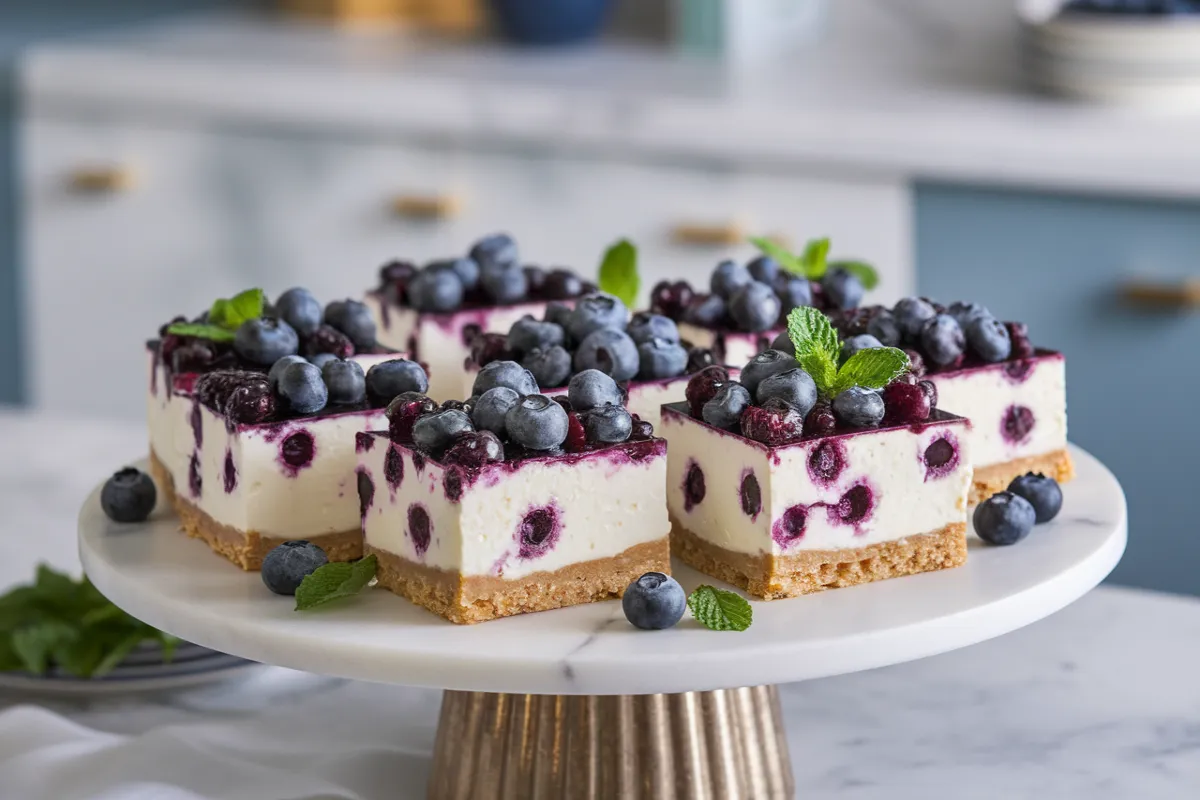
[358,422,670,624]
[661,402,970,599]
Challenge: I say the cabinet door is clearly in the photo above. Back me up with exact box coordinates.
[916,184,1200,597]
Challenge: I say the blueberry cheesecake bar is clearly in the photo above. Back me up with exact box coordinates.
[357,368,669,624]
[148,287,429,570]
[824,298,1072,504]
[664,308,970,599]
[363,233,593,400]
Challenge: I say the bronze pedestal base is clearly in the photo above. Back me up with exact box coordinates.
[428,685,794,800]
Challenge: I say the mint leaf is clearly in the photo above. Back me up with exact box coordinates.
[748,236,805,275]
[295,554,378,611]
[687,585,753,631]
[832,347,910,395]
[829,260,879,290]
[91,630,149,678]
[597,239,640,308]
[11,622,77,675]
[165,322,236,343]
[799,238,830,280]
[210,288,264,329]
[786,307,839,396]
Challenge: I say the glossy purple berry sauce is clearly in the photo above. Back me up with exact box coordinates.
[517,504,562,560]
[408,504,431,556]
[683,460,706,512]
[1002,405,1035,445]
[279,430,316,476]
[740,472,762,519]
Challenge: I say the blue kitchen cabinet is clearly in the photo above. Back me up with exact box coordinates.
[916,183,1200,597]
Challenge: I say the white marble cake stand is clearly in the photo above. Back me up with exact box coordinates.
[80,445,1125,800]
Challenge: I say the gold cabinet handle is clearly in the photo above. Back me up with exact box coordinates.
[390,193,462,220]
[671,220,747,246]
[1121,278,1200,309]
[68,166,137,193]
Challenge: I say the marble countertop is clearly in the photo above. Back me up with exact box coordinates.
[19,0,1200,199]
[1,408,1197,798]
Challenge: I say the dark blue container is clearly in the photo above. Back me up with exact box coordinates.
[490,0,613,46]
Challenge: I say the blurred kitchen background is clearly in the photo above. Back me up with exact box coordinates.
[0,0,1197,595]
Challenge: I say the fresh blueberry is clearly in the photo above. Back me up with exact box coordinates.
[544,301,573,329]
[276,361,329,414]
[729,281,782,333]
[308,352,338,370]
[841,334,883,362]
[567,369,622,411]
[268,355,307,391]
[505,394,569,450]
[973,492,1036,546]
[965,315,1012,363]
[710,259,752,299]
[471,386,521,435]
[522,345,572,388]
[507,316,565,356]
[323,299,376,350]
[702,382,751,430]
[583,404,633,443]
[543,269,584,300]
[469,232,519,271]
[627,312,680,345]
[822,268,865,310]
[636,338,689,380]
[948,301,992,330]
[234,317,299,366]
[893,297,937,342]
[428,257,481,292]
[747,255,780,284]
[1007,473,1063,523]
[321,358,366,404]
[769,331,795,356]
[480,264,529,304]
[755,368,818,417]
[100,467,157,523]
[472,360,539,397]
[920,314,966,367]
[407,267,465,312]
[622,572,686,630]
[365,359,429,405]
[866,310,902,347]
[740,350,800,398]
[832,386,885,428]
[274,287,322,336]
[774,275,813,313]
[684,294,727,327]
[566,293,629,342]
[574,328,639,382]
[261,541,328,596]
[412,409,474,453]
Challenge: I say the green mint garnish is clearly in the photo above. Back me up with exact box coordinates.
[0,564,180,678]
[687,585,753,631]
[785,307,909,397]
[597,239,640,307]
[295,554,378,611]
[828,260,879,290]
[748,236,806,275]
[798,237,830,279]
[166,287,265,343]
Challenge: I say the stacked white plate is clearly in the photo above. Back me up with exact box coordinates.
[1018,0,1200,106]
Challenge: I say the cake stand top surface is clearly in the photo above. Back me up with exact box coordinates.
[80,445,1125,696]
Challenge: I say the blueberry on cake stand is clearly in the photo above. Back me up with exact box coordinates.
[79,447,1125,799]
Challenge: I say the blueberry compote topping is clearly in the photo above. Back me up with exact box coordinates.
[407,504,431,556]
[517,504,562,560]
[467,292,716,390]
[375,233,589,314]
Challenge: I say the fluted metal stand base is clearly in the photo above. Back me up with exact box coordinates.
[428,685,794,800]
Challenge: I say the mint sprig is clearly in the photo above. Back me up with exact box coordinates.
[295,554,378,611]
[687,585,753,631]
[749,236,879,289]
[166,288,265,343]
[0,564,180,678]
[785,307,909,397]
[748,236,805,275]
[597,239,640,307]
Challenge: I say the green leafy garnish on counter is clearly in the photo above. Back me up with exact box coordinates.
[166,287,265,343]
[0,565,179,678]
[597,239,640,308]
[749,236,879,288]
[786,307,909,397]
[687,585,753,632]
[295,554,378,611]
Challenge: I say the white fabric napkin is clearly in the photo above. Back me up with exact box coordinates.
[0,675,443,800]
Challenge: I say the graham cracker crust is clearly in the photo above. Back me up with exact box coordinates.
[149,450,363,571]
[971,448,1075,506]
[368,538,671,624]
[670,517,967,600]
